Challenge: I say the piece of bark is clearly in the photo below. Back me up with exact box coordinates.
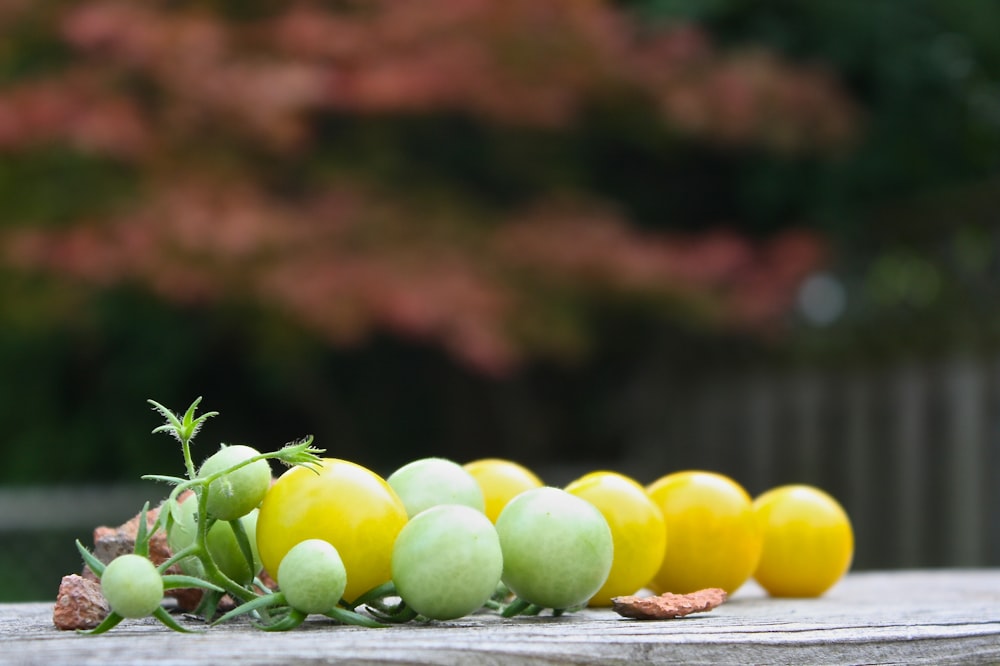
[612,588,727,620]
[53,574,110,630]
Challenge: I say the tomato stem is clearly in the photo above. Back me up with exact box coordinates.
[500,597,532,617]
[156,543,200,574]
[212,591,285,626]
[346,581,397,610]
[255,609,306,632]
[366,603,418,624]
[228,518,257,584]
[325,606,388,628]
[191,488,257,608]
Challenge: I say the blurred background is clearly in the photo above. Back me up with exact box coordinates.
[2,0,1000,601]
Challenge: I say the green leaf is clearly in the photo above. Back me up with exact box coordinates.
[179,396,218,443]
[273,435,324,470]
[148,397,218,446]
[161,575,226,593]
[151,501,172,543]
[147,399,183,435]
[152,606,201,633]
[133,501,151,558]
[180,396,205,428]
[75,540,105,577]
[78,612,123,635]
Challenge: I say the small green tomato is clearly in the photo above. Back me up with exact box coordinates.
[198,444,271,520]
[387,457,485,518]
[392,504,503,620]
[495,487,613,610]
[277,539,348,615]
[100,554,164,619]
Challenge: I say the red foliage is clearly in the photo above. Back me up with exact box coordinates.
[0,75,149,157]
[495,202,825,329]
[0,0,856,373]
[44,0,858,152]
[5,183,824,373]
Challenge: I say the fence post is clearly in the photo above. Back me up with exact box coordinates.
[892,362,928,567]
[944,355,987,565]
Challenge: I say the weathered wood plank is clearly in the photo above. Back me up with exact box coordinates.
[2,570,999,665]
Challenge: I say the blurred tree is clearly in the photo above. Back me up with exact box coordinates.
[631,0,1000,359]
[0,0,862,480]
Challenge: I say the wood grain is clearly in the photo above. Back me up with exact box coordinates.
[2,570,999,665]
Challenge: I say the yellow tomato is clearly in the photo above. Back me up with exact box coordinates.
[256,458,409,602]
[646,470,761,595]
[752,484,853,597]
[463,458,543,523]
[565,470,666,606]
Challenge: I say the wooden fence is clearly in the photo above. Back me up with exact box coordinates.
[613,353,999,570]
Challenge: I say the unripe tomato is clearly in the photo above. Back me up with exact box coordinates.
[387,457,485,518]
[277,539,348,615]
[101,554,163,619]
[198,444,271,521]
[646,470,761,595]
[167,496,261,584]
[463,458,543,523]
[392,504,503,620]
[256,458,408,602]
[752,484,854,597]
[565,471,666,606]
[495,487,613,610]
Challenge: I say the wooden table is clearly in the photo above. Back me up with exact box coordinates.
[2,569,998,665]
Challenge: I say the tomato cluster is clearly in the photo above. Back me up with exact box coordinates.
[254,456,853,623]
[77,399,854,634]
[255,457,615,620]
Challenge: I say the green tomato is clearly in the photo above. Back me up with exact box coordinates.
[391,504,503,620]
[495,487,613,610]
[387,457,485,518]
[277,539,347,615]
[100,554,164,619]
[167,496,261,584]
[198,444,271,521]
[166,498,205,578]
